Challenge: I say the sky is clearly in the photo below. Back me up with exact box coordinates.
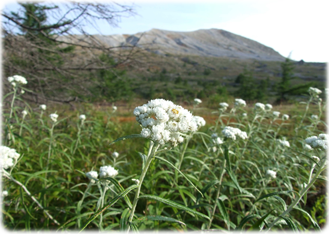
[1,0,329,63]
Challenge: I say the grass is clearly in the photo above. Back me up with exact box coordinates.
[1,84,327,231]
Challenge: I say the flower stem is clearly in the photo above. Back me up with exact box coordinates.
[267,158,325,230]
[127,142,159,232]
[3,170,60,225]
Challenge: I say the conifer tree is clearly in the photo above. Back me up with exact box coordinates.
[275,58,313,104]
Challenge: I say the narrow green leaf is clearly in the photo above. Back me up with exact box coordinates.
[280,216,298,231]
[249,210,273,231]
[0,207,14,222]
[129,222,139,231]
[236,214,260,230]
[102,177,133,209]
[120,208,131,231]
[217,199,229,227]
[223,145,231,170]
[139,195,209,220]
[109,134,142,145]
[293,207,320,230]
[80,184,138,232]
[20,187,36,220]
[147,215,186,226]
[154,156,203,197]
[226,169,241,193]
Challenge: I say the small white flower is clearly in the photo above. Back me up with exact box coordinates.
[301,183,308,189]
[278,139,290,147]
[40,104,46,111]
[112,106,117,112]
[79,114,86,120]
[242,113,247,118]
[311,156,320,163]
[265,104,273,111]
[86,171,98,183]
[132,179,140,185]
[272,111,280,118]
[304,144,313,151]
[22,110,28,118]
[213,137,223,145]
[50,113,58,122]
[112,152,119,158]
[2,191,8,197]
[99,165,118,178]
[222,126,248,141]
[219,102,229,108]
[194,98,202,104]
[308,87,322,97]
[21,90,25,94]
[282,114,289,120]
[266,169,277,179]
[254,103,265,111]
[311,115,318,120]
[234,99,246,107]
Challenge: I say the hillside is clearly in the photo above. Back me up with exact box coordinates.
[62,28,286,61]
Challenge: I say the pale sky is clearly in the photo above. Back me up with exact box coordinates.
[2,0,329,62]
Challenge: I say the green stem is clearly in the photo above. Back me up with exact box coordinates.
[3,170,60,225]
[127,142,159,232]
[9,86,17,119]
[267,158,325,230]
[207,159,227,230]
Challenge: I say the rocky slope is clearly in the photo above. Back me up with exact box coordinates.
[61,28,286,61]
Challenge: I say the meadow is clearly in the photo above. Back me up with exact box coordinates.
[1,76,327,231]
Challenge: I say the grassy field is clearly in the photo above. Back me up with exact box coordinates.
[1,81,327,231]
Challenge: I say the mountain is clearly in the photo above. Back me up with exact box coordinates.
[65,28,286,61]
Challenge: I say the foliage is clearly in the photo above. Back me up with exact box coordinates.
[275,58,314,104]
[2,81,327,231]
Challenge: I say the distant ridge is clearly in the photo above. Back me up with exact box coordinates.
[62,28,286,61]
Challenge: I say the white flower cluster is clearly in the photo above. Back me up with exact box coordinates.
[222,126,248,141]
[8,75,28,86]
[99,165,118,178]
[272,111,280,118]
[0,146,20,170]
[234,99,246,108]
[311,155,320,163]
[266,169,277,179]
[278,139,290,147]
[305,134,328,150]
[85,165,118,183]
[282,114,289,120]
[50,113,58,122]
[254,103,265,111]
[112,106,117,112]
[134,99,205,146]
[219,102,229,111]
[265,104,273,111]
[308,87,322,97]
[194,98,202,105]
[79,114,86,120]
[86,171,98,183]
[40,104,46,111]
